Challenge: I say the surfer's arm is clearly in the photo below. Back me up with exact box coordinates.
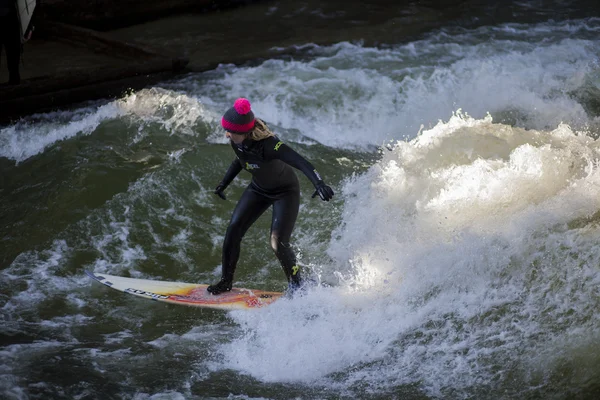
[221,158,243,186]
[266,138,322,186]
[266,138,334,201]
[267,141,334,201]
[214,159,242,200]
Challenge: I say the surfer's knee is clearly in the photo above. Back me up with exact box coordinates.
[225,221,245,243]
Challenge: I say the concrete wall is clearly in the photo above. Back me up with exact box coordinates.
[41,0,258,29]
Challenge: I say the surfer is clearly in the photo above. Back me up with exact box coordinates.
[207,98,334,295]
[0,0,34,85]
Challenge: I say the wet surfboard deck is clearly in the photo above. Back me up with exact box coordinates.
[85,270,283,310]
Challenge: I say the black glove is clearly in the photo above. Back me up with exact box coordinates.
[312,182,334,201]
[214,184,227,200]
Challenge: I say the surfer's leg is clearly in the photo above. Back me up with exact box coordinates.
[208,187,271,294]
[0,17,6,82]
[270,190,301,289]
[4,13,20,85]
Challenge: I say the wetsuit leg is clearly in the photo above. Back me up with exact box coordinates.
[270,189,301,285]
[1,11,21,84]
[221,187,272,281]
[0,16,6,81]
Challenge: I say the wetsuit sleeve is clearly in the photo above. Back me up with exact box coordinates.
[219,158,243,188]
[265,138,323,187]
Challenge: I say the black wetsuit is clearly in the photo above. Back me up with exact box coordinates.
[218,135,323,285]
[0,0,21,84]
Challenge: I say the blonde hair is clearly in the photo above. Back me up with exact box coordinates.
[247,118,275,141]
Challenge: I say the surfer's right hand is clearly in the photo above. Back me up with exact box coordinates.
[214,184,227,200]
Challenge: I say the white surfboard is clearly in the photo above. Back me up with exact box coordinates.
[86,270,283,310]
[16,0,36,42]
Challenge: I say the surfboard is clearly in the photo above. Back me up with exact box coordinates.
[16,0,36,42]
[85,270,283,310]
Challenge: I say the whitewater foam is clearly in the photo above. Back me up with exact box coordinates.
[0,103,122,162]
[222,112,600,397]
[175,19,599,150]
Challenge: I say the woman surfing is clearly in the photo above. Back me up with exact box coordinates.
[208,98,334,295]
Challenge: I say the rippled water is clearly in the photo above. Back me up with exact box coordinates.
[2,2,600,399]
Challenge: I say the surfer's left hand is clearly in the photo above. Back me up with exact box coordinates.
[312,182,334,201]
